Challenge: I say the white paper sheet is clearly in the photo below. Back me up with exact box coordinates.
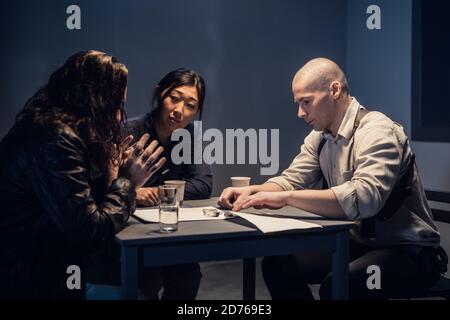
[232,211,322,233]
[133,206,232,223]
[133,206,322,233]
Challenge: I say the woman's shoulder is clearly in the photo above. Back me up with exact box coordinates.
[1,120,86,169]
[38,121,79,140]
[24,121,86,154]
[126,114,148,127]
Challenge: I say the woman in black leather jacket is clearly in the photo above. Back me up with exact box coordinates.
[0,50,165,299]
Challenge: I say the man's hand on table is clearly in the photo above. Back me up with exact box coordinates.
[218,186,253,211]
[235,191,290,211]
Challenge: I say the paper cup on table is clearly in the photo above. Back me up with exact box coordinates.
[164,180,186,206]
[230,177,251,188]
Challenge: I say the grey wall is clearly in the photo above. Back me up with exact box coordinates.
[347,0,450,275]
[0,0,348,196]
[2,0,447,197]
[347,0,450,193]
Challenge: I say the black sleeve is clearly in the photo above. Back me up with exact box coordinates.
[176,123,213,200]
[29,132,136,252]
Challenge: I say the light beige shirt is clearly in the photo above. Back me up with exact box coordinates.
[267,98,440,247]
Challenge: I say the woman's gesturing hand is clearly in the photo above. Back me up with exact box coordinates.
[122,133,166,188]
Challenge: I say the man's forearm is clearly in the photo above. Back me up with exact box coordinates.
[286,189,347,219]
[250,182,284,194]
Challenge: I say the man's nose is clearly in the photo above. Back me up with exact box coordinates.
[298,106,306,119]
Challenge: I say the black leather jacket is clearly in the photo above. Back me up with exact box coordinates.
[0,120,136,299]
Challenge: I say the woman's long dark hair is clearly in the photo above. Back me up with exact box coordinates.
[150,68,206,120]
[16,50,128,170]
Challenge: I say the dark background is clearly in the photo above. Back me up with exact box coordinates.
[0,0,347,195]
[1,0,449,195]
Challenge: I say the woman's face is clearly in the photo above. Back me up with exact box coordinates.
[159,85,199,134]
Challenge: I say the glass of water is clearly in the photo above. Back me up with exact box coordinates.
[158,185,179,233]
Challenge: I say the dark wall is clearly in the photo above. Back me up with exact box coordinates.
[0,0,347,195]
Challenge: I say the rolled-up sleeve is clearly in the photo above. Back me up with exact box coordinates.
[331,182,358,219]
[332,124,403,220]
[266,132,323,191]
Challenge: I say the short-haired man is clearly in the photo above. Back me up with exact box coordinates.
[219,58,444,299]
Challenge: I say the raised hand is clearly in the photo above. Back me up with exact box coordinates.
[122,134,166,188]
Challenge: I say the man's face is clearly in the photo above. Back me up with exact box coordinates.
[292,77,334,132]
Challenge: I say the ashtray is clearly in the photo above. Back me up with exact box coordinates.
[203,208,221,217]
[202,208,235,218]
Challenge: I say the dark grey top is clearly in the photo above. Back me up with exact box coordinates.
[125,112,213,200]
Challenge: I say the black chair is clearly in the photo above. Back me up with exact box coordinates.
[405,190,450,299]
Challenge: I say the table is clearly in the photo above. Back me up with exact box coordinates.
[115,197,354,300]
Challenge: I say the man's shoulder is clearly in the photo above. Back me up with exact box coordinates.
[359,110,404,131]
[357,110,408,144]
[303,130,324,150]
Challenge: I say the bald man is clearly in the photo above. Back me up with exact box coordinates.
[218,58,444,299]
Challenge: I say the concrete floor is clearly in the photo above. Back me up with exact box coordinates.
[196,259,270,300]
[86,258,321,300]
[87,257,444,300]
[196,258,320,300]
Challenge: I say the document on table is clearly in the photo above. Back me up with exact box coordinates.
[232,211,322,233]
[133,206,322,233]
[133,206,233,223]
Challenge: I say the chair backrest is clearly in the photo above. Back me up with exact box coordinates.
[425,190,450,224]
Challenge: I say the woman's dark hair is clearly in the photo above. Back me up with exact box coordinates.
[151,68,206,120]
[16,50,128,170]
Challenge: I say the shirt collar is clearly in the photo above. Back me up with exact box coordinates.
[322,97,362,143]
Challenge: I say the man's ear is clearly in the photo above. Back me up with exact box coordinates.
[330,81,342,99]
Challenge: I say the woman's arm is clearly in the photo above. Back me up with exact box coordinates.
[30,131,136,252]
[182,163,213,200]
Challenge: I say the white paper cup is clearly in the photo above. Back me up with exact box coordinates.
[230,177,251,188]
[164,180,186,205]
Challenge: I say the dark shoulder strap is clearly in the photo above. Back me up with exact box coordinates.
[317,138,327,157]
[317,107,370,157]
[353,108,370,135]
